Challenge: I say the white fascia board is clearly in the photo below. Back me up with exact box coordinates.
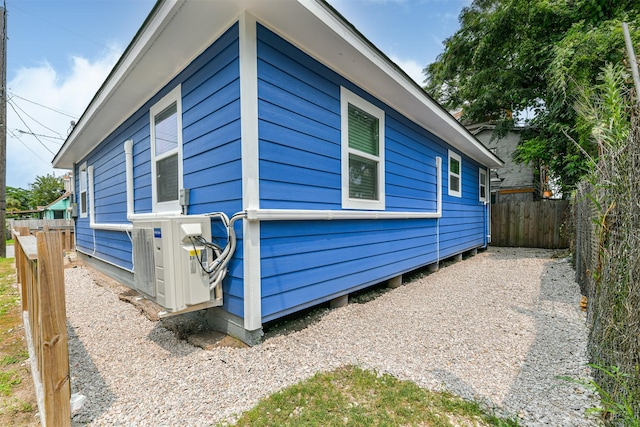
[269,0,503,168]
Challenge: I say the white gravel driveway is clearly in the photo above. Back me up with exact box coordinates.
[66,247,598,426]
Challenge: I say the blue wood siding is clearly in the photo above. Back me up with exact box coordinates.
[74,23,244,317]
[257,24,489,322]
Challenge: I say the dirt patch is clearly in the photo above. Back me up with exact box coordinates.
[0,283,39,426]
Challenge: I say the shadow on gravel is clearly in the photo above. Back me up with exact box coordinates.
[498,257,597,425]
[67,322,116,425]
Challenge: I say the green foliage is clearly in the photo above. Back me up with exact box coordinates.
[424,0,640,193]
[0,372,21,397]
[5,187,32,212]
[28,173,65,208]
[562,364,639,426]
[229,365,518,426]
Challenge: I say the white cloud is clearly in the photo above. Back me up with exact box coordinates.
[7,49,120,189]
[389,55,426,86]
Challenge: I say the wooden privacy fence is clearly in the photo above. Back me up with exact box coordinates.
[15,228,71,427]
[10,219,75,252]
[490,200,570,249]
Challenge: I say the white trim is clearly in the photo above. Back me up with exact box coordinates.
[340,86,385,210]
[87,165,133,232]
[479,167,488,202]
[79,162,88,218]
[448,149,462,198]
[150,84,183,213]
[239,12,262,332]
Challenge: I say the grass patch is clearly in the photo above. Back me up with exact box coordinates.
[0,372,21,396]
[230,366,518,426]
[5,239,13,246]
[0,257,37,422]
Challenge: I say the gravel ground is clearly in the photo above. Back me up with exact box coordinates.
[66,247,599,426]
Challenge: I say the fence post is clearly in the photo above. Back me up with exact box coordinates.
[37,231,71,426]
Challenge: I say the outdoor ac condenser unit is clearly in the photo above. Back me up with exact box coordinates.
[132,215,222,315]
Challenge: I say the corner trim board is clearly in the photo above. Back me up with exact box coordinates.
[239,12,262,331]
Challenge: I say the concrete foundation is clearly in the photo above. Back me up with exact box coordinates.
[329,294,349,309]
[428,262,439,273]
[387,275,402,288]
[453,253,463,263]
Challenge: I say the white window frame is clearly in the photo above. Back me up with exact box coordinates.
[448,150,462,198]
[79,162,88,218]
[341,86,385,210]
[150,85,183,213]
[479,168,488,202]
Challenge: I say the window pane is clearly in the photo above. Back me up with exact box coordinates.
[450,175,460,192]
[348,103,379,155]
[80,192,87,214]
[349,154,377,200]
[450,157,460,175]
[156,153,179,202]
[480,185,486,199]
[155,103,178,156]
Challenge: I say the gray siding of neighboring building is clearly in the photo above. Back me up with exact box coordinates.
[473,127,535,202]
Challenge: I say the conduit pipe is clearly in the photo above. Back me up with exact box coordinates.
[87,165,133,232]
[246,156,443,221]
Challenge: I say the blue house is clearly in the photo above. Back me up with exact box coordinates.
[53,0,502,344]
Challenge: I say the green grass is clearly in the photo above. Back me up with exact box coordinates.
[0,372,21,397]
[4,240,13,246]
[228,366,518,427]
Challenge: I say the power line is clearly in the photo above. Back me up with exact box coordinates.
[8,96,65,138]
[8,91,79,120]
[14,129,63,144]
[7,99,55,155]
[6,1,122,56]
[7,129,52,166]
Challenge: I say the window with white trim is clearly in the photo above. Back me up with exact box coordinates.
[79,163,88,218]
[341,87,385,210]
[448,150,461,198]
[479,168,488,202]
[150,85,183,212]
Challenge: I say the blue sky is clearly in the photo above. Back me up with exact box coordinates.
[6,0,470,189]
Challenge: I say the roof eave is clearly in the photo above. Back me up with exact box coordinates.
[53,0,502,170]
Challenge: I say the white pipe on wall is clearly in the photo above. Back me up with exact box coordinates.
[247,156,443,222]
[87,165,133,231]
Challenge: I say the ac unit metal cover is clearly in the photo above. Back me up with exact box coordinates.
[132,227,156,297]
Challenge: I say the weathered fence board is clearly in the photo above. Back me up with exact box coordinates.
[11,220,75,252]
[491,200,570,249]
[15,231,71,427]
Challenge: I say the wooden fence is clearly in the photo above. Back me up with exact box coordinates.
[15,228,71,427]
[490,200,570,249]
[10,219,75,252]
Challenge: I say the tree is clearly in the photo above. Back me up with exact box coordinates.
[29,174,65,208]
[6,186,32,211]
[424,0,640,193]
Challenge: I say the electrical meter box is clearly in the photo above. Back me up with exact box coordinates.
[132,215,222,314]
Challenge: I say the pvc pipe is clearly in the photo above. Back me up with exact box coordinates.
[246,156,443,222]
[87,165,133,231]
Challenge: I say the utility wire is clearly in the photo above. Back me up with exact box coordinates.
[12,129,63,144]
[8,91,79,120]
[7,99,55,155]
[7,129,52,165]
[6,1,121,56]
[8,96,65,138]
